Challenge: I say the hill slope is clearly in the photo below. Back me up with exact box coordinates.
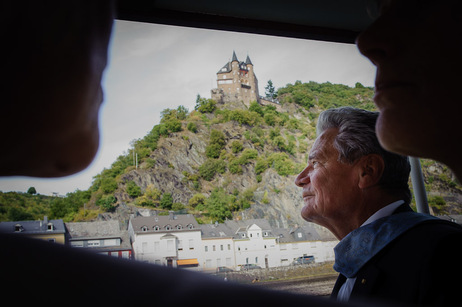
[2,81,461,225]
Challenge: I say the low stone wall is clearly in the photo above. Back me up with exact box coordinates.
[217,262,336,284]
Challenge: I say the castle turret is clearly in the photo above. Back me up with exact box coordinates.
[212,51,260,106]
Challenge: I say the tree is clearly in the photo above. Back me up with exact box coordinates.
[27,187,37,195]
[126,181,142,198]
[160,193,173,210]
[265,80,276,99]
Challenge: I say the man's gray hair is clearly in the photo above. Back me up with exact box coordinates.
[317,107,411,204]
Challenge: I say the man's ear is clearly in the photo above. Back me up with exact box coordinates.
[357,154,385,189]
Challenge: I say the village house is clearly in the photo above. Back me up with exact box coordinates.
[273,224,337,266]
[128,213,202,270]
[0,216,66,244]
[65,220,132,259]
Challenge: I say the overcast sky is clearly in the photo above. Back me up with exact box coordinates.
[0,20,376,196]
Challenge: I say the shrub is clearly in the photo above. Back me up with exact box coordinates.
[160,193,173,210]
[189,193,206,208]
[237,148,258,165]
[100,177,118,194]
[187,122,197,133]
[206,143,223,159]
[255,158,269,175]
[126,181,142,198]
[228,159,243,174]
[231,141,243,153]
[199,159,227,181]
[96,195,116,212]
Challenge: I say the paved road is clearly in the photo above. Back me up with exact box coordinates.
[256,275,337,297]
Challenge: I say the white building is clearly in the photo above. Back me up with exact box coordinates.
[128,213,202,270]
[200,223,235,272]
[273,224,337,266]
[129,215,337,272]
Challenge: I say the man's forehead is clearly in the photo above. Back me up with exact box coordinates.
[309,128,338,159]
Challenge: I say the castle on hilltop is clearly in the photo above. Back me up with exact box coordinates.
[211,51,260,106]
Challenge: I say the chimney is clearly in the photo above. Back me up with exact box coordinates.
[43,216,48,225]
[169,211,174,220]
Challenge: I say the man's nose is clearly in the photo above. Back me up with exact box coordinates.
[295,166,311,187]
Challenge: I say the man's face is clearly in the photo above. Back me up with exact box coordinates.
[356,0,462,161]
[295,128,361,228]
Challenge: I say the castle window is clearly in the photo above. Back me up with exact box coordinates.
[153,226,160,231]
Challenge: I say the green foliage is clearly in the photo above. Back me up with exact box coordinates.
[231,141,243,153]
[268,152,297,176]
[96,195,116,212]
[135,184,161,207]
[204,188,233,223]
[187,122,197,133]
[249,101,264,116]
[277,81,375,111]
[228,159,243,174]
[195,95,217,113]
[160,193,173,210]
[237,148,258,164]
[172,202,185,211]
[265,80,277,99]
[262,190,270,204]
[27,187,37,195]
[100,177,118,194]
[199,159,226,181]
[188,193,206,208]
[255,158,270,175]
[229,110,261,126]
[206,129,226,158]
[126,181,142,198]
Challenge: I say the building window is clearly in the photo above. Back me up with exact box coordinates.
[141,226,148,232]
[176,224,182,230]
[220,245,224,251]
[14,224,23,232]
[189,239,194,250]
[187,224,194,230]
[178,240,183,251]
[255,257,258,264]
[165,225,172,231]
[154,226,160,231]
[47,223,54,231]
[228,244,231,250]
[213,245,216,252]
[205,246,208,252]
[167,240,174,252]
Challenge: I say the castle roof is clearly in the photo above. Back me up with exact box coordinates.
[245,55,253,66]
[231,51,238,62]
[218,52,253,74]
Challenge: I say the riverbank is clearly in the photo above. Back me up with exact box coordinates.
[216,261,337,284]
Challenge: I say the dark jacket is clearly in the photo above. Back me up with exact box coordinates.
[331,205,462,306]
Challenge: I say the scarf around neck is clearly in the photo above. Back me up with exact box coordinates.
[333,211,438,278]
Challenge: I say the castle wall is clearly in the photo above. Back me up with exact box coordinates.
[214,55,259,106]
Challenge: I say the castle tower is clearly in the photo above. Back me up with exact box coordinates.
[212,51,260,106]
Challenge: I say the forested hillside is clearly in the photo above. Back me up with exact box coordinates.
[1,81,460,225]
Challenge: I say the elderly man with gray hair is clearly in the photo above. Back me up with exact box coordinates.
[295,107,462,306]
